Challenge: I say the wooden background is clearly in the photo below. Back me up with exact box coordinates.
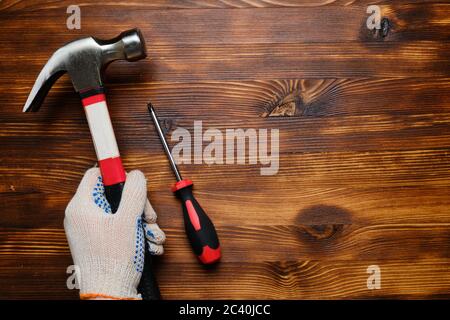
[0,0,449,299]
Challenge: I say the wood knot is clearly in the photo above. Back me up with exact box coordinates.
[380,17,391,38]
[360,16,392,41]
[161,118,174,134]
[295,205,352,242]
[371,17,391,40]
[300,224,344,240]
[263,93,302,117]
[268,101,297,117]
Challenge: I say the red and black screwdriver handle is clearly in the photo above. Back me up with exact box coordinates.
[172,179,221,264]
[80,88,161,300]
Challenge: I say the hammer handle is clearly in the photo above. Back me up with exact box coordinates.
[104,183,125,214]
[81,90,126,190]
[80,88,161,300]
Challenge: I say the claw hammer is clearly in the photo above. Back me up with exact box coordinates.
[23,29,160,300]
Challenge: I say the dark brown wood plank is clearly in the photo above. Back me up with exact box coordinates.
[3,78,450,117]
[1,254,449,299]
[1,4,449,83]
[3,42,448,83]
[1,148,450,194]
[1,4,449,43]
[1,222,450,263]
[3,186,450,230]
[158,259,450,299]
[2,79,450,172]
[2,112,450,154]
[0,0,444,12]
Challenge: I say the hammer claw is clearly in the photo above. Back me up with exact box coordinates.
[23,64,66,112]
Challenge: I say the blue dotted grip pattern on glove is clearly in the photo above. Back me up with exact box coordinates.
[134,217,145,273]
[92,176,112,214]
[146,228,154,239]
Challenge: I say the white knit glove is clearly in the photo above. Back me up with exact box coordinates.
[64,167,165,300]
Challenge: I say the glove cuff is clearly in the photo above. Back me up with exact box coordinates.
[76,257,142,300]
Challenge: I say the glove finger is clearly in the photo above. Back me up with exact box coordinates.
[147,241,164,256]
[117,170,147,218]
[76,167,101,198]
[143,199,158,224]
[143,221,166,245]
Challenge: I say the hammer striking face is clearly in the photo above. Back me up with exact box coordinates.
[23,28,147,213]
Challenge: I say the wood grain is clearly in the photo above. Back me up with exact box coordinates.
[3,42,449,82]
[3,78,450,116]
[3,186,450,229]
[1,4,449,83]
[0,0,449,299]
[1,4,449,43]
[0,0,443,12]
[2,222,450,262]
[2,149,450,194]
[1,255,449,299]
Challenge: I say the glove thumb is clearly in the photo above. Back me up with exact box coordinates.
[116,170,147,219]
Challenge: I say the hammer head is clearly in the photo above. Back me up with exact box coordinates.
[23,28,147,112]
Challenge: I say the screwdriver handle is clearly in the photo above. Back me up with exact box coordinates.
[172,179,221,264]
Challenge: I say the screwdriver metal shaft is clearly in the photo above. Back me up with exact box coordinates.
[148,103,182,181]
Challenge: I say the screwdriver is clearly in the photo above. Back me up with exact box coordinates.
[148,103,221,264]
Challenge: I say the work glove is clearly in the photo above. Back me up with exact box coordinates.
[64,167,165,300]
